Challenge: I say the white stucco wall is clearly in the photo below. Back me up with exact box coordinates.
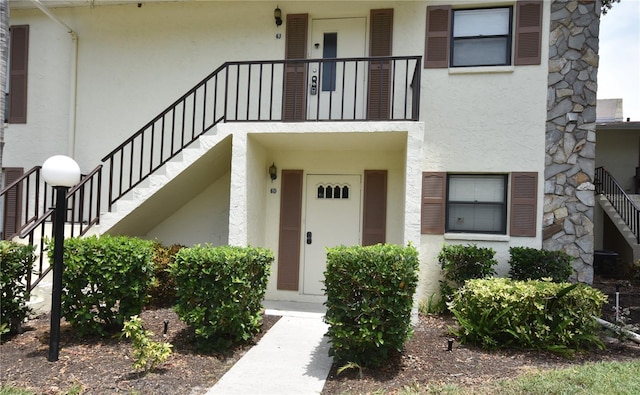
[144,171,231,246]
[417,0,551,299]
[4,10,73,170]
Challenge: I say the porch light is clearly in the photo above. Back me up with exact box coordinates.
[269,162,278,181]
[42,155,81,362]
[274,6,282,26]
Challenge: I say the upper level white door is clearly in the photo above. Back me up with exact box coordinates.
[307,18,367,120]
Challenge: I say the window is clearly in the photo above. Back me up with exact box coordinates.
[451,8,512,67]
[425,1,542,68]
[321,33,337,92]
[446,174,507,233]
[421,172,538,236]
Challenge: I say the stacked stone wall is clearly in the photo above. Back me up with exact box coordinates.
[544,0,600,283]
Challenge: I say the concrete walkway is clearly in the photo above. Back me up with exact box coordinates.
[206,301,333,395]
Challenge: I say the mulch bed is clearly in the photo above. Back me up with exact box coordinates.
[1,276,638,394]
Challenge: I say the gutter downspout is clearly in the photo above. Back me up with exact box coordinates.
[30,0,78,158]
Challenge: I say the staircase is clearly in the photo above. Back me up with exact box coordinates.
[595,167,640,264]
[1,55,422,298]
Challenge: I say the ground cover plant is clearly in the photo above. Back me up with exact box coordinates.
[449,278,607,355]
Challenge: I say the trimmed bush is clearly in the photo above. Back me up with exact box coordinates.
[170,245,273,350]
[436,244,497,312]
[55,235,155,337]
[324,244,419,367]
[449,278,607,356]
[509,246,574,282]
[0,241,35,334]
[147,243,184,307]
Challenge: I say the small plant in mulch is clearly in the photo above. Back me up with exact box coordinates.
[122,315,173,372]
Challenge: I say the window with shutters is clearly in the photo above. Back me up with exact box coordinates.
[425,1,542,68]
[421,172,538,237]
[447,174,507,234]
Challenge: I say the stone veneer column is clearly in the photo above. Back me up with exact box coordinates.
[544,0,600,284]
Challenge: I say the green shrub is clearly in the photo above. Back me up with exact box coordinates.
[436,244,497,313]
[147,243,183,307]
[509,247,574,282]
[170,245,273,350]
[0,241,35,334]
[324,244,419,367]
[54,235,155,337]
[449,278,607,356]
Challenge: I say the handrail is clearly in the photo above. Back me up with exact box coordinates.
[101,55,422,210]
[15,164,103,292]
[595,166,640,244]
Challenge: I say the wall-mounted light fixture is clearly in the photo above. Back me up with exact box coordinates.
[567,112,579,123]
[274,6,282,27]
[269,162,278,181]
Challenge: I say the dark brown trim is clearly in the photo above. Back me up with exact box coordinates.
[368,9,393,120]
[2,167,24,239]
[514,0,543,66]
[8,25,29,124]
[424,6,451,69]
[421,172,446,234]
[277,170,304,290]
[510,172,538,237]
[283,14,308,121]
[362,170,387,245]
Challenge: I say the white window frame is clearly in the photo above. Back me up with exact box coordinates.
[446,174,508,234]
[451,7,513,67]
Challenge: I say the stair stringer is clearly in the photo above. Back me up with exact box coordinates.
[597,194,640,263]
[87,127,229,236]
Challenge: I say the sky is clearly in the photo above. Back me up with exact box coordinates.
[597,0,640,121]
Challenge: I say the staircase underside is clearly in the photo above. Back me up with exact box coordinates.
[597,194,640,264]
[93,132,232,237]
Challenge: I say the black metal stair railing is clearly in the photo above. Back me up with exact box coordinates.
[102,56,422,211]
[595,166,640,244]
[0,165,102,292]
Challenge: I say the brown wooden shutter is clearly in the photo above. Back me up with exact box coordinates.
[425,6,451,69]
[514,1,542,66]
[283,14,308,122]
[510,172,538,237]
[277,170,303,290]
[367,9,393,120]
[362,170,387,245]
[2,167,24,239]
[8,25,29,124]
[421,172,446,234]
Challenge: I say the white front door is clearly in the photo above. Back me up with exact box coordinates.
[303,174,361,295]
[307,18,367,120]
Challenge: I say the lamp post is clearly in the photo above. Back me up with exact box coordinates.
[41,155,81,362]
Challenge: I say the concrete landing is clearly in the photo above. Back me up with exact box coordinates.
[206,303,333,395]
